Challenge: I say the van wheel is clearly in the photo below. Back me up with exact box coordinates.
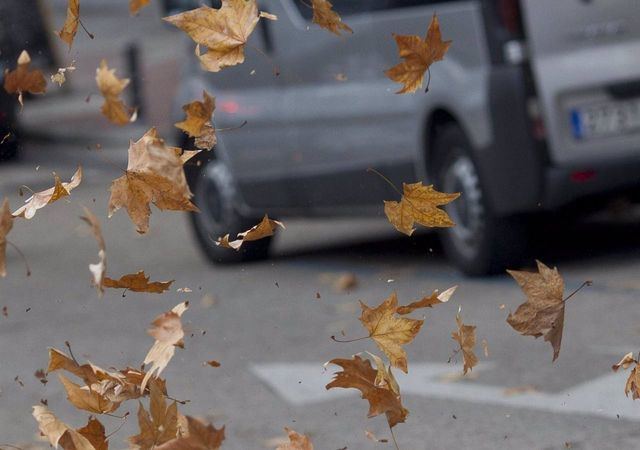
[189,160,272,264]
[433,124,527,275]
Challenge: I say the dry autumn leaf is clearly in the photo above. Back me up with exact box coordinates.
[128,381,178,449]
[175,90,217,150]
[81,207,106,296]
[612,352,640,399]
[154,415,225,450]
[3,50,47,106]
[130,0,151,15]
[32,405,97,450]
[141,302,189,392]
[108,128,198,234]
[506,260,584,362]
[96,60,134,125]
[0,199,13,277]
[451,308,478,375]
[311,0,352,36]
[77,417,108,450]
[215,214,284,251]
[276,427,314,450]
[396,285,457,315]
[57,0,80,49]
[385,13,452,94]
[59,373,120,414]
[13,167,83,219]
[103,270,174,293]
[164,0,275,72]
[52,63,77,87]
[326,354,408,428]
[383,182,459,235]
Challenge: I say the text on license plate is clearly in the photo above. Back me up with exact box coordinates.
[571,98,640,140]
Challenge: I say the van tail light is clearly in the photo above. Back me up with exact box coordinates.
[497,0,523,37]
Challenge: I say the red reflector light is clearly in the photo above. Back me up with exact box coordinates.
[570,170,596,183]
[498,0,523,36]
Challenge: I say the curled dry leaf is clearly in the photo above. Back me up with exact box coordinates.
[96,60,134,125]
[3,50,47,106]
[451,309,478,375]
[0,199,14,277]
[154,415,225,450]
[80,207,106,296]
[141,302,189,392]
[108,128,198,234]
[385,13,452,94]
[384,182,459,235]
[175,91,217,150]
[276,427,314,450]
[164,0,270,72]
[128,381,178,449]
[396,285,456,315]
[77,418,108,450]
[205,360,221,368]
[52,63,77,87]
[326,355,408,428]
[507,260,566,362]
[103,270,174,294]
[13,167,83,219]
[612,352,640,399]
[58,0,80,49]
[215,215,284,251]
[59,373,120,414]
[32,405,99,450]
[311,0,352,36]
[130,0,151,15]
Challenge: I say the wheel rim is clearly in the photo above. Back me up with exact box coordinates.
[442,151,486,258]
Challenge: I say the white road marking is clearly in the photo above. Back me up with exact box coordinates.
[251,362,639,421]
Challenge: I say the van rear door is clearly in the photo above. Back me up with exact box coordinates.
[521,0,640,165]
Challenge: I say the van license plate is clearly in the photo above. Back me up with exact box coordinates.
[571,99,640,140]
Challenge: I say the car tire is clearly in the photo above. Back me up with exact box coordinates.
[433,124,527,276]
[189,159,272,264]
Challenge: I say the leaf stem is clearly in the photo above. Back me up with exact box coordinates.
[330,335,369,343]
[366,168,403,198]
[78,19,94,39]
[389,423,401,450]
[248,44,280,77]
[563,280,592,303]
[105,412,129,439]
[64,340,80,366]
[164,393,190,405]
[216,120,248,133]
[6,241,31,277]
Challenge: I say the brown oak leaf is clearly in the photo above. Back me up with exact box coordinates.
[3,50,47,106]
[0,199,13,277]
[215,215,284,251]
[164,0,275,72]
[507,260,566,361]
[58,0,80,49]
[384,182,459,235]
[451,309,478,374]
[385,14,452,94]
[326,355,408,428]
[13,167,82,219]
[81,207,106,296]
[96,60,134,125]
[311,0,352,36]
[103,270,174,293]
[108,128,198,234]
[175,90,216,150]
[612,352,640,400]
[276,427,314,450]
[32,405,97,450]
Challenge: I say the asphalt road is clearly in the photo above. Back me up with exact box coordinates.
[2,136,640,450]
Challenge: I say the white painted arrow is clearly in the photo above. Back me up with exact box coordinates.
[251,362,639,421]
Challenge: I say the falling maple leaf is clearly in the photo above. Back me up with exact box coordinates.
[57,0,80,49]
[59,373,120,414]
[383,182,459,235]
[164,0,275,72]
[77,417,108,450]
[612,352,640,399]
[81,207,106,296]
[130,0,151,15]
[32,405,100,450]
[108,128,198,234]
[326,355,408,428]
[385,14,451,94]
[311,0,352,36]
[215,215,284,251]
[141,302,189,392]
[13,167,83,219]
[128,381,178,449]
[396,285,456,315]
[451,308,478,375]
[95,60,134,125]
[154,415,225,450]
[276,427,314,450]
[103,271,174,293]
[3,50,47,106]
[359,293,423,373]
[507,260,568,362]
[175,90,217,150]
[0,199,14,277]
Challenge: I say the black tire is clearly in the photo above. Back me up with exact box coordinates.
[433,124,527,275]
[189,160,272,264]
